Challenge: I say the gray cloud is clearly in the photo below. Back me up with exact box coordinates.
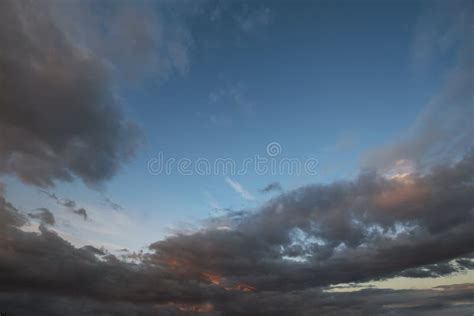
[0,0,145,188]
[0,193,219,311]
[0,0,197,189]
[72,208,88,221]
[211,286,474,316]
[260,182,282,194]
[40,190,76,209]
[0,150,473,314]
[28,208,55,226]
[40,190,88,221]
[101,195,123,211]
[151,149,474,291]
[0,192,27,230]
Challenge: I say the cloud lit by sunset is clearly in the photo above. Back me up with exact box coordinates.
[0,0,473,315]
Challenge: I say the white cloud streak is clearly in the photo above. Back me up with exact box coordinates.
[225,177,254,201]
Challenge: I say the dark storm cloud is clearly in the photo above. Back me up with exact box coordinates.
[0,0,147,187]
[398,255,474,278]
[259,182,282,194]
[150,149,474,290]
[28,208,55,226]
[211,286,474,316]
[0,192,222,314]
[0,191,27,230]
[0,152,473,314]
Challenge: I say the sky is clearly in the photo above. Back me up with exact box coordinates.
[0,0,473,315]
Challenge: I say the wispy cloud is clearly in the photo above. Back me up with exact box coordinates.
[208,2,271,34]
[207,84,256,127]
[101,195,123,211]
[362,0,473,172]
[225,177,254,201]
[235,7,271,33]
[259,182,282,194]
[40,190,88,221]
[204,191,221,210]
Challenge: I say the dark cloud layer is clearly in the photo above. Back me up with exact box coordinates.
[150,149,474,291]
[0,196,217,310]
[0,151,473,315]
[1,286,473,316]
[0,0,143,187]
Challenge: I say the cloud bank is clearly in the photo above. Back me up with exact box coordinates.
[1,150,473,314]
